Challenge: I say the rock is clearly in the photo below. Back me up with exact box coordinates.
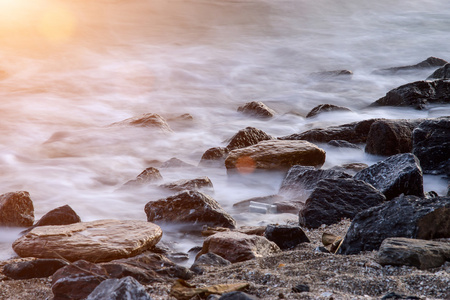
[190,252,231,275]
[264,224,310,250]
[110,113,172,132]
[233,195,285,213]
[330,163,368,175]
[279,118,380,144]
[160,176,214,193]
[327,140,361,149]
[160,157,195,169]
[376,237,450,270]
[427,63,450,80]
[86,276,152,300]
[52,260,109,300]
[370,80,450,109]
[2,259,68,279]
[338,195,450,255]
[0,191,34,227]
[225,140,326,173]
[26,205,81,234]
[292,284,310,293]
[199,147,229,166]
[124,167,163,187]
[412,117,450,175]
[353,153,424,200]
[278,165,351,200]
[12,219,162,262]
[237,101,276,119]
[306,104,352,118]
[365,119,424,156]
[145,190,236,230]
[169,280,249,300]
[225,127,273,151]
[218,291,258,300]
[373,56,448,75]
[197,231,281,263]
[310,70,353,80]
[299,178,386,228]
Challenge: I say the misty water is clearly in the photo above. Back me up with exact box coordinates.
[0,0,449,261]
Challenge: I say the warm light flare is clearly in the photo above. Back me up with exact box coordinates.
[37,6,77,43]
[236,156,256,175]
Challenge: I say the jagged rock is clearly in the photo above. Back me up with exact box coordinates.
[306,104,351,118]
[199,147,229,166]
[427,63,450,80]
[237,101,276,118]
[225,140,326,173]
[264,224,310,249]
[279,119,380,144]
[327,140,361,149]
[353,153,424,200]
[0,191,34,227]
[160,176,214,194]
[160,157,195,169]
[310,70,353,80]
[86,276,152,300]
[225,127,273,151]
[190,252,231,275]
[124,167,163,187]
[370,80,450,109]
[412,117,450,175]
[376,237,450,270]
[110,113,172,132]
[373,57,448,75]
[338,195,450,255]
[365,119,424,156]
[197,231,281,263]
[145,190,236,230]
[299,178,386,228]
[12,219,162,262]
[2,259,68,279]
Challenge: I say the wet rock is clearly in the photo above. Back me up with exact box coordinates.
[218,291,258,300]
[0,191,34,227]
[145,190,236,230]
[376,237,450,269]
[2,259,68,279]
[338,195,450,255]
[299,178,386,228]
[225,127,273,151]
[353,153,424,200]
[160,157,196,169]
[310,70,353,80]
[86,276,152,300]
[160,176,214,193]
[21,205,82,235]
[427,63,450,79]
[365,119,424,156]
[12,219,162,262]
[237,101,276,119]
[327,140,361,149]
[370,79,450,109]
[190,252,231,275]
[199,147,229,166]
[264,224,310,249]
[306,104,352,118]
[52,260,108,300]
[279,118,380,144]
[197,231,281,263]
[330,163,368,175]
[225,140,326,173]
[412,117,450,175]
[373,56,448,75]
[124,167,163,187]
[110,113,172,132]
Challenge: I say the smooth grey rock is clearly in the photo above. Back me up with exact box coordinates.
[86,276,153,300]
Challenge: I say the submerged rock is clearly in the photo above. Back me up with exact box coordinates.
[309,70,353,80]
[0,191,34,227]
[225,127,273,151]
[160,176,214,194]
[237,101,276,119]
[327,140,362,149]
[373,56,448,75]
[199,147,229,166]
[160,157,196,169]
[306,104,352,118]
[427,63,450,80]
[124,167,163,187]
[110,113,172,132]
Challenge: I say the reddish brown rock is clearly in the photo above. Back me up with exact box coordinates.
[0,191,34,227]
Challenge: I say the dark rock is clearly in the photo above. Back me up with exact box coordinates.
[299,178,386,228]
[306,104,352,118]
[190,252,231,275]
[338,195,450,255]
[381,292,420,299]
[28,205,81,234]
[412,117,450,175]
[327,140,361,149]
[124,167,163,187]
[279,119,380,144]
[218,291,258,300]
[330,163,368,175]
[3,259,68,279]
[225,127,273,151]
[427,63,450,80]
[376,237,450,269]
[52,260,109,300]
[145,190,236,230]
[264,224,310,249]
[373,57,448,75]
[86,276,152,300]
[100,262,155,284]
[354,153,424,200]
[365,119,424,156]
[237,101,276,119]
[310,70,353,80]
[0,191,34,227]
[110,113,172,132]
[160,157,195,169]
[160,176,214,193]
[199,147,229,166]
[292,284,310,293]
[370,80,450,109]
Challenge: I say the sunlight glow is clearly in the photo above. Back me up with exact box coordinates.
[37,6,77,43]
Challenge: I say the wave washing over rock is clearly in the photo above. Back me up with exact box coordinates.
[0,0,449,299]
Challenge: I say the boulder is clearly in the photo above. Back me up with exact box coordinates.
[279,119,380,144]
[327,140,361,149]
[412,117,450,175]
[353,153,424,200]
[86,276,152,300]
[365,119,424,156]
[160,176,214,193]
[264,224,310,249]
[34,204,80,228]
[225,127,273,151]
[52,260,109,300]
[110,113,172,132]
[306,104,352,118]
[298,178,386,228]
[338,195,450,255]
[237,101,276,119]
[370,80,450,109]
[225,140,326,173]
[124,167,163,187]
[12,219,162,262]
[427,63,450,80]
[0,191,34,227]
[376,237,450,270]
[2,259,68,279]
[199,147,229,166]
[197,231,281,263]
[145,190,236,229]
[373,56,448,75]
[160,157,196,169]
